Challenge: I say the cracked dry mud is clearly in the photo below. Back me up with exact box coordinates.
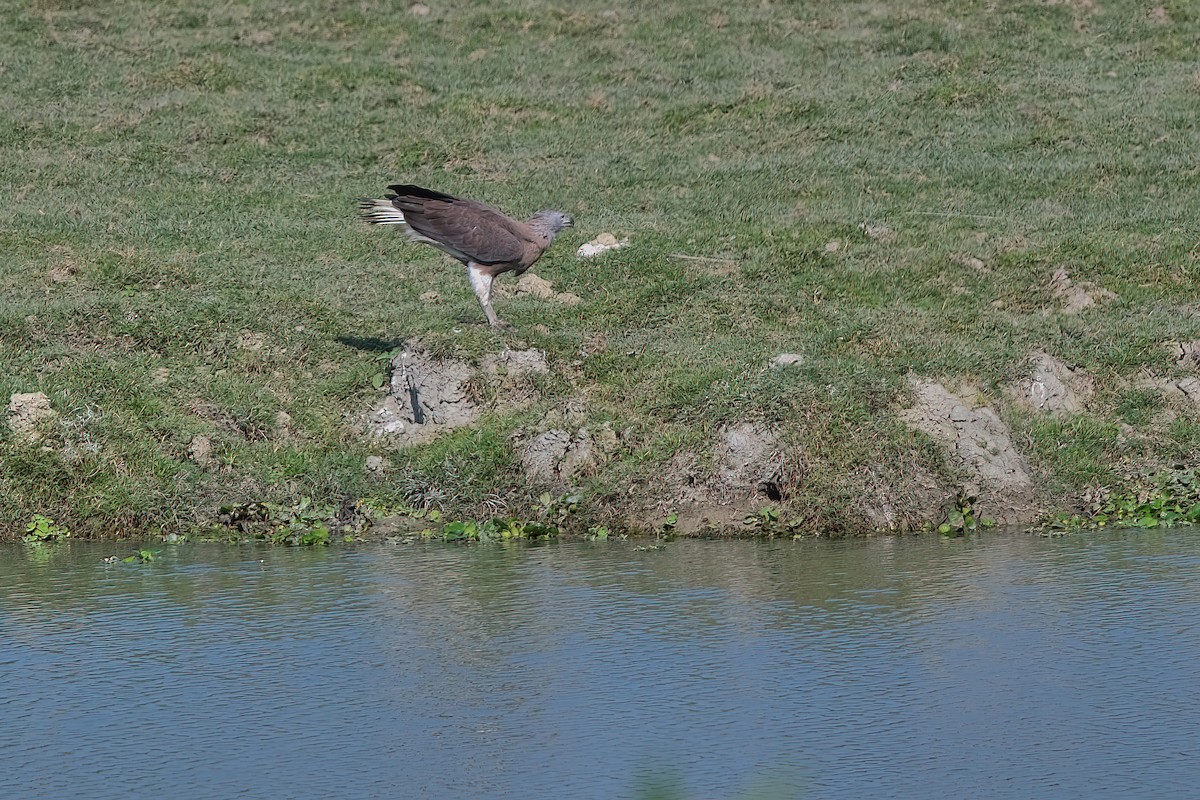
[900,378,1037,525]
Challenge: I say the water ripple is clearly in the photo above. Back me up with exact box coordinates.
[1,533,1198,799]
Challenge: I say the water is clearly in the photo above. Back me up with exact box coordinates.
[2,531,1198,799]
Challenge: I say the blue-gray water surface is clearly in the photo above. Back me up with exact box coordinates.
[2,531,1198,799]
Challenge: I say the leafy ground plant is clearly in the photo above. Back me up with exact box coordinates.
[1049,468,1200,531]
[938,491,996,537]
[23,514,70,544]
[437,516,558,543]
[216,497,340,545]
[743,506,781,532]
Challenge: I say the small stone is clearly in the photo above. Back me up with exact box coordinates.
[188,435,214,468]
[860,222,895,242]
[771,353,804,368]
[409,2,430,15]
[824,240,840,252]
[365,455,384,472]
[577,235,629,258]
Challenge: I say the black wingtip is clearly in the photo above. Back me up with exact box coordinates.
[386,184,458,203]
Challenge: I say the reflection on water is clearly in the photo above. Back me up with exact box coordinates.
[2,532,1199,799]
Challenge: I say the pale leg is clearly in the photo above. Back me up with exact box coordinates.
[467,263,510,329]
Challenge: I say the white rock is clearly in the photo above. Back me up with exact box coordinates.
[577,233,629,258]
[771,353,804,368]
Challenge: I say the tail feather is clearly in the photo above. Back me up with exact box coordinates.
[358,198,409,226]
[358,197,444,249]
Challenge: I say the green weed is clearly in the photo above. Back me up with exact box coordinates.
[938,491,996,537]
[123,548,160,563]
[743,506,781,532]
[23,514,70,544]
[1049,467,1200,531]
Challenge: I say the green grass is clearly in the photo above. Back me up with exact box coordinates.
[3,0,1200,537]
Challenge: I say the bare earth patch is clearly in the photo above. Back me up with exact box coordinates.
[518,424,619,483]
[1048,267,1118,314]
[365,344,549,446]
[1008,352,1093,415]
[900,377,1037,524]
[641,422,796,534]
[6,392,57,442]
[856,461,947,533]
[1136,374,1200,410]
[496,273,581,306]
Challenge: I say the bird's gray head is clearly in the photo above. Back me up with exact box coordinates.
[528,210,574,238]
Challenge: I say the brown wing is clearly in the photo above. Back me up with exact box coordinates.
[386,185,532,266]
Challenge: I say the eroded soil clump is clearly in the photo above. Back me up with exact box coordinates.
[357,335,1198,536]
[518,423,620,483]
[1009,352,1093,416]
[365,344,548,446]
[6,392,57,442]
[645,422,798,534]
[900,377,1037,525]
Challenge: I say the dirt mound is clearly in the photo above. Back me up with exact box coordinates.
[770,353,803,368]
[497,273,581,306]
[640,422,795,534]
[6,392,57,442]
[518,424,619,483]
[900,377,1037,524]
[366,345,550,446]
[1171,341,1200,369]
[1009,352,1093,415]
[1048,267,1117,314]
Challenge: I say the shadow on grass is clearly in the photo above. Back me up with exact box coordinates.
[336,335,405,353]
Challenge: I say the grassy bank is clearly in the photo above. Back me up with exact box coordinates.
[3,0,1199,539]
